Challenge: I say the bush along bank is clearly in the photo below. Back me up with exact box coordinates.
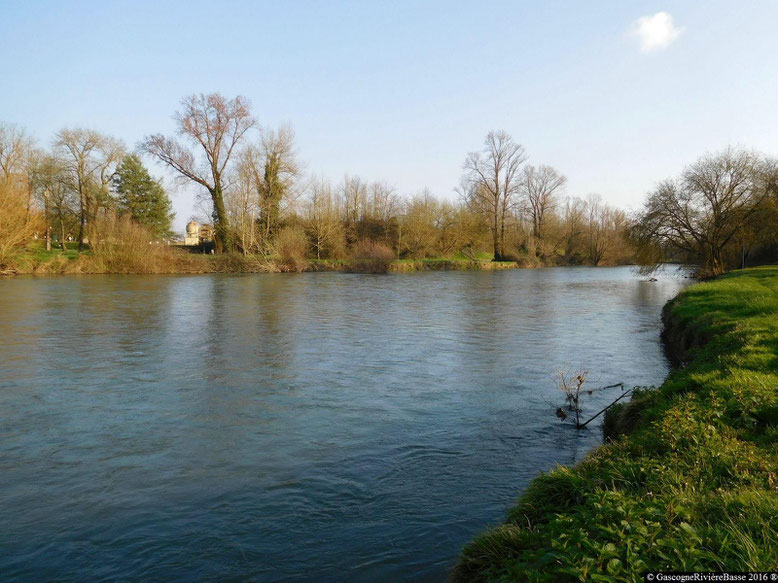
[2,243,522,275]
[453,266,778,581]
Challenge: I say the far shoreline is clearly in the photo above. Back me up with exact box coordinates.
[0,255,643,277]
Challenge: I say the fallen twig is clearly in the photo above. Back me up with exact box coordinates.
[577,387,632,429]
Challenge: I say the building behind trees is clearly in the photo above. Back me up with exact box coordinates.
[12,112,778,275]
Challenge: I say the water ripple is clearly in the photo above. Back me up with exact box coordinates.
[0,267,688,582]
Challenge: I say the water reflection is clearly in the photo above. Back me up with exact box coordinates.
[0,267,687,582]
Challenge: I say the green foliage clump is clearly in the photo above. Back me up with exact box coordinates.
[454,266,778,581]
[113,154,174,240]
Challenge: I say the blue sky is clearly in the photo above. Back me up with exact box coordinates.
[2,0,777,231]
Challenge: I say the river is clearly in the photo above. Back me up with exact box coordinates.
[0,267,687,581]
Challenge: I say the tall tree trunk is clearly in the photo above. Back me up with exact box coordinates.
[211,185,231,253]
[44,188,51,251]
[57,209,67,251]
[711,247,725,275]
[499,206,508,260]
[492,203,500,260]
[77,190,86,251]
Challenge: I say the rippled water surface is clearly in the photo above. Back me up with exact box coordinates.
[0,267,687,581]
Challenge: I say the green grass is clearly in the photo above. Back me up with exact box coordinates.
[393,253,491,264]
[5,241,82,271]
[27,242,81,261]
[451,251,497,262]
[453,266,778,581]
[390,255,520,271]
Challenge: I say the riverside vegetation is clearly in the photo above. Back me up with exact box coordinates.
[3,237,530,275]
[2,95,777,276]
[454,266,778,580]
[1,98,636,275]
[3,93,778,577]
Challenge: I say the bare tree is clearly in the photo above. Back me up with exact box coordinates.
[520,164,567,243]
[0,129,42,265]
[28,150,53,250]
[341,175,367,245]
[32,154,76,251]
[142,93,256,252]
[631,148,773,274]
[560,196,587,262]
[462,130,527,260]
[257,125,299,242]
[229,125,299,253]
[0,123,34,179]
[303,178,344,259]
[586,194,608,265]
[54,128,124,250]
[367,181,400,223]
[582,194,629,266]
[731,169,778,268]
[438,202,484,257]
[0,123,37,221]
[401,189,439,258]
[0,175,40,266]
[226,154,261,254]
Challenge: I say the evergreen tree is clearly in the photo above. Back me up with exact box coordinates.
[114,154,174,239]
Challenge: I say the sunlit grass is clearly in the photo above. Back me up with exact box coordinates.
[454,266,778,581]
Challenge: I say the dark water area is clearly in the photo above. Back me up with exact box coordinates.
[0,267,688,582]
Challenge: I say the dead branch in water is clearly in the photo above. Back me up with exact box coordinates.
[577,385,630,429]
[555,369,628,429]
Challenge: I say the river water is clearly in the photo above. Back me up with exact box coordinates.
[0,267,687,582]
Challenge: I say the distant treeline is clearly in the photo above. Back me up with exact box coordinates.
[0,94,630,272]
[1,92,776,275]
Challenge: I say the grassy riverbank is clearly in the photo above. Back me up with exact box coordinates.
[454,266,778,581]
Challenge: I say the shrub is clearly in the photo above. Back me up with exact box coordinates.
[348,240,394,273]
[211,252,280,273]
[87,213,183,273]
[275,226,309,272]
[0,176,42,271]
[502,247,540,267]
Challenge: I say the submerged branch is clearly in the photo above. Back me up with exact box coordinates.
[577,384,630,429]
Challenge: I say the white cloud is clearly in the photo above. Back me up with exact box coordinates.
[629,12,684,53]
